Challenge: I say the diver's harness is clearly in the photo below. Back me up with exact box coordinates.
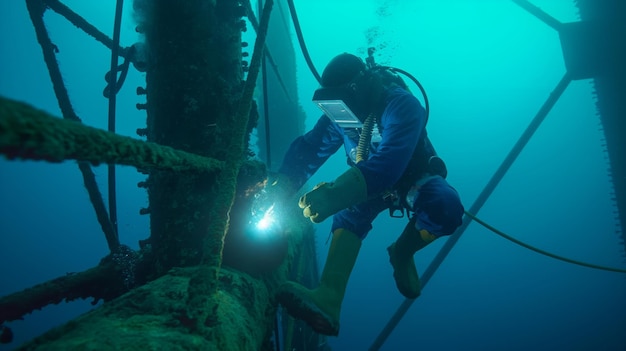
[350,51,446,219]
[385,155,448,219]
[351,114,448,219]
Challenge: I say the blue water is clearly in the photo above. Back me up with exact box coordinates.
[1,1,625,350]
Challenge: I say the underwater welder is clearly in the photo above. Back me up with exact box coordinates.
[270,52,464,336]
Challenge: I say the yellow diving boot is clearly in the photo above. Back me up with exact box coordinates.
[387,218,435,299]
[278,228,361,336]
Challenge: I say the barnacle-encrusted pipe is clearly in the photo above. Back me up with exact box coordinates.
[0,97,224,174]
[185,0,274,333]
[0,260,123,325]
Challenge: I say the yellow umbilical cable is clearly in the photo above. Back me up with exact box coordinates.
[355,113,375,164]
[465,210,626,273]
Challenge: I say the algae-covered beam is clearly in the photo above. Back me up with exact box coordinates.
[12,266,279,350]
[185,0,275,332]
[44,0,130,60]
[142,0,248,277]
[0,260,124,325]
[0,97,224,173]
[202,0,274,271]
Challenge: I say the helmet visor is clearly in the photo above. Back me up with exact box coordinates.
[312,85,362,128]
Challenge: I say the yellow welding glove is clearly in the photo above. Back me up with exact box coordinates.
[298,167,367,223]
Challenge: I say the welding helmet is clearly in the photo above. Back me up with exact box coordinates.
[313,53,368,128]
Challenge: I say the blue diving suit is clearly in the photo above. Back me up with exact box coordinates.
[280,86,464,239]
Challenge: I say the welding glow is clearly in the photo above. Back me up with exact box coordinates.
[255,204,275,231]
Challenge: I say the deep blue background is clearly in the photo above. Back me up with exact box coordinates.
[1,1,625,350]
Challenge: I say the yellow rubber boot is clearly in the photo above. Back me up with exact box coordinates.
[387,218,435,299]
[278,228,361,336]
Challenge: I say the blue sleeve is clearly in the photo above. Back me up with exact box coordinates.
[356,89,426,196]
[279,115,344,190]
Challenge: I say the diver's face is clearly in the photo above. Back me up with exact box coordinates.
[340,84,369,122]
[349,77,377,120]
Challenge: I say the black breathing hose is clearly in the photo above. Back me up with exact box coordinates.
[286,0,322,84]
[286,0,430,120]
[386,66,430,121]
